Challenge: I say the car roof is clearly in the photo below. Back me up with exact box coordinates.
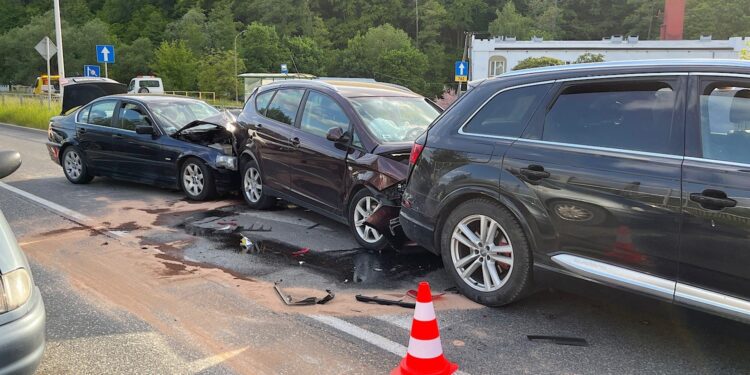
[104,94,207,103]
[261,79,425,98]
[477,59,750,87]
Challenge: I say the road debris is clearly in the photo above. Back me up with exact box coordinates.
[527,335,589,347]
[240,234,254,253]
[355,294,415,309]
[274,281,334,306]
[291,247,310,257]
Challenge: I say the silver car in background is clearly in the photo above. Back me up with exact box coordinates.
[0,151,45,374]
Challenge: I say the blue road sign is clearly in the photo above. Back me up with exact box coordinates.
[454,61,468,82]
[84,65,100,77]
[96,45,115,64]
[280,64,289,74]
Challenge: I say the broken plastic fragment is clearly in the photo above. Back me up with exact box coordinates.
[274,280,334,306]
[240,235,254,253]
[292,248,310,256]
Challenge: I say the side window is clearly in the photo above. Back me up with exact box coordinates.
[77,105,91,123]
[543,80,679,154]
[127,80,135,91]
[463,84,550,138]
[264,89,304,125]
[88,100,118,127]
[351,129,364,149]
[300,91,350,138]
[118,103,151,131]
[255,90,275,116]
[699,80,750,164]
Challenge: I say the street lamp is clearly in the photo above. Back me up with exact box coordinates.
[234,30,246,102]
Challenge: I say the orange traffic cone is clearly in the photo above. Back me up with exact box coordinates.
[392,282,458,375]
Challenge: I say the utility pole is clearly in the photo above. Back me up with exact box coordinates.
[53,0,65,95]
[234,30,246,102]
[415,0,419,49]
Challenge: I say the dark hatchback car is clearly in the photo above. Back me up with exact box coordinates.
[47,94,239,200]
[401,59,750,322]
[236,80,442,250]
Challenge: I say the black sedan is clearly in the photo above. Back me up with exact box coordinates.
[47,94,239,200]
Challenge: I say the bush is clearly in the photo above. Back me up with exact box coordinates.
[512,56,565,71]
[575,53,605,64]
[0,96,59,130]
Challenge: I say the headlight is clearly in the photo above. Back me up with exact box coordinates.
[215,155,237,170]
[0,268,32,313]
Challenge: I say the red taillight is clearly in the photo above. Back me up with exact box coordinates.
[409,143,424,166]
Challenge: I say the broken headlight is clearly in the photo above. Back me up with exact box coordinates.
[0,268,32,314]
[215,155,237,170]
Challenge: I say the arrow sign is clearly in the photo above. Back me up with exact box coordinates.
[96,45,115,64]
[455,61,468,82]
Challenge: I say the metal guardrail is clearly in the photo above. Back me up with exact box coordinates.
[164,91,217,101]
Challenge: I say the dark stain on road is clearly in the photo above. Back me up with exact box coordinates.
[110,221,149,232]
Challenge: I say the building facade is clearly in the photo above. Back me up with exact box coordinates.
[470,36,750,81]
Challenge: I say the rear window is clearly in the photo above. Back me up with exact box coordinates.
[139,80,161,88]
[265,89,305,125]
[543,80,679,155]
[255,90,275,116]
[462,84,551,138]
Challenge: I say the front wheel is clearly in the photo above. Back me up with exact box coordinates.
[62,146,93,184]
[180,158,216,201]
[440,198,532,306]
[241,159,275,209]
[348,189,388,251]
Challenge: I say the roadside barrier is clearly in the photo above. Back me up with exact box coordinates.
[392,281,458,375]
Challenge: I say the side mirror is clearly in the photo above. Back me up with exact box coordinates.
[135,125,154,135]
[326,127,349,143]
[0,151,21,179]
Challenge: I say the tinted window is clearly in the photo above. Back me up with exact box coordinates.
[265,89,304,125]
[139,80,160,88]
[255,90,275,116]
[463,83,550,137]
[118,103,151,131]
[77,105,91,123]
[699,80,750,164]
[543,80,678,154]
[300,91,349,138]
[88,100,117,127]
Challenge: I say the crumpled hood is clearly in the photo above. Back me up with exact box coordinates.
[171,111,236,137]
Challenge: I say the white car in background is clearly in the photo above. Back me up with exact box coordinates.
[127,76,164,94]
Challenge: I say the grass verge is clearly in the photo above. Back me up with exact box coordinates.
[0,96,59,130]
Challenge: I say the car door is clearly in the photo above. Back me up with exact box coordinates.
[112,101,167,183]
[288,90,350,213]
[252,88,305,190]
[677,74,750,317]
[75,99,119,174]
[502,75,686,299]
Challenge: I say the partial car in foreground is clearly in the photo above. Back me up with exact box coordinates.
[400,59,750,323]
[236,80,442,250]
[47,94,239,200]
[0,150,46,374]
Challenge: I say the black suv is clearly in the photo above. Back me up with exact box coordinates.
[401,60,750,322]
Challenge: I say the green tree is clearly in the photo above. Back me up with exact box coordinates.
[575,52,605,63]
[489,2,534,39]
[122,5,168,43]
[114,37,155,82]
[341,24,413,77]
[285,36,327,76]
[238,22,288,73]
[64,18,117,77]
[165,8,208,53]
[375,48,429,95]
[684,0,750,39]
[152,40,198,90]
[197,50,244,99]
[512,56,565,70]
[206,0,238,51]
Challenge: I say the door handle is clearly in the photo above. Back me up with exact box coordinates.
[690,190,737,210]
[291,137,300,148]
[112,134,124,139]
[520,165,550,179]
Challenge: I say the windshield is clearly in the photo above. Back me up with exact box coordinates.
[349,96,440,143]
[147,100,220,134]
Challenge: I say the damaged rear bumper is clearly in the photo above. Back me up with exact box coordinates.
[364,186,409,249]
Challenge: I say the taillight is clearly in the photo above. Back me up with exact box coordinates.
[409,143,424,166]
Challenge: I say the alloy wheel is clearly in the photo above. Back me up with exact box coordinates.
[450,214,514,292]
[64,150,82,180]
[353,196,382,243]
[183,163,204,196]
[244,167,263,203]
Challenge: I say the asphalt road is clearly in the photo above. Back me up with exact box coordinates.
[1,122,749,374]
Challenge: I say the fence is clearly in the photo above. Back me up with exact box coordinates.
[164,91,217,101]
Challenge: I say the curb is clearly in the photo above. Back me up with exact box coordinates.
[0,122,47,133]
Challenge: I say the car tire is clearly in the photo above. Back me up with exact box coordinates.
[439,198,532,306]
[61,146,93,184]
[138,87,150,93]
[348,189,389,251]
[240,159,275,209]
[180,158,216,201]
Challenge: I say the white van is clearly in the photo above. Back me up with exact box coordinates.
[127,76,164,94]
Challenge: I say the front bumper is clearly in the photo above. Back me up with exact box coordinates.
[213,167,239,194]
[0,288,46,375]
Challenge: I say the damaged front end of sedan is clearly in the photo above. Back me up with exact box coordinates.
[171,110,240,171]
